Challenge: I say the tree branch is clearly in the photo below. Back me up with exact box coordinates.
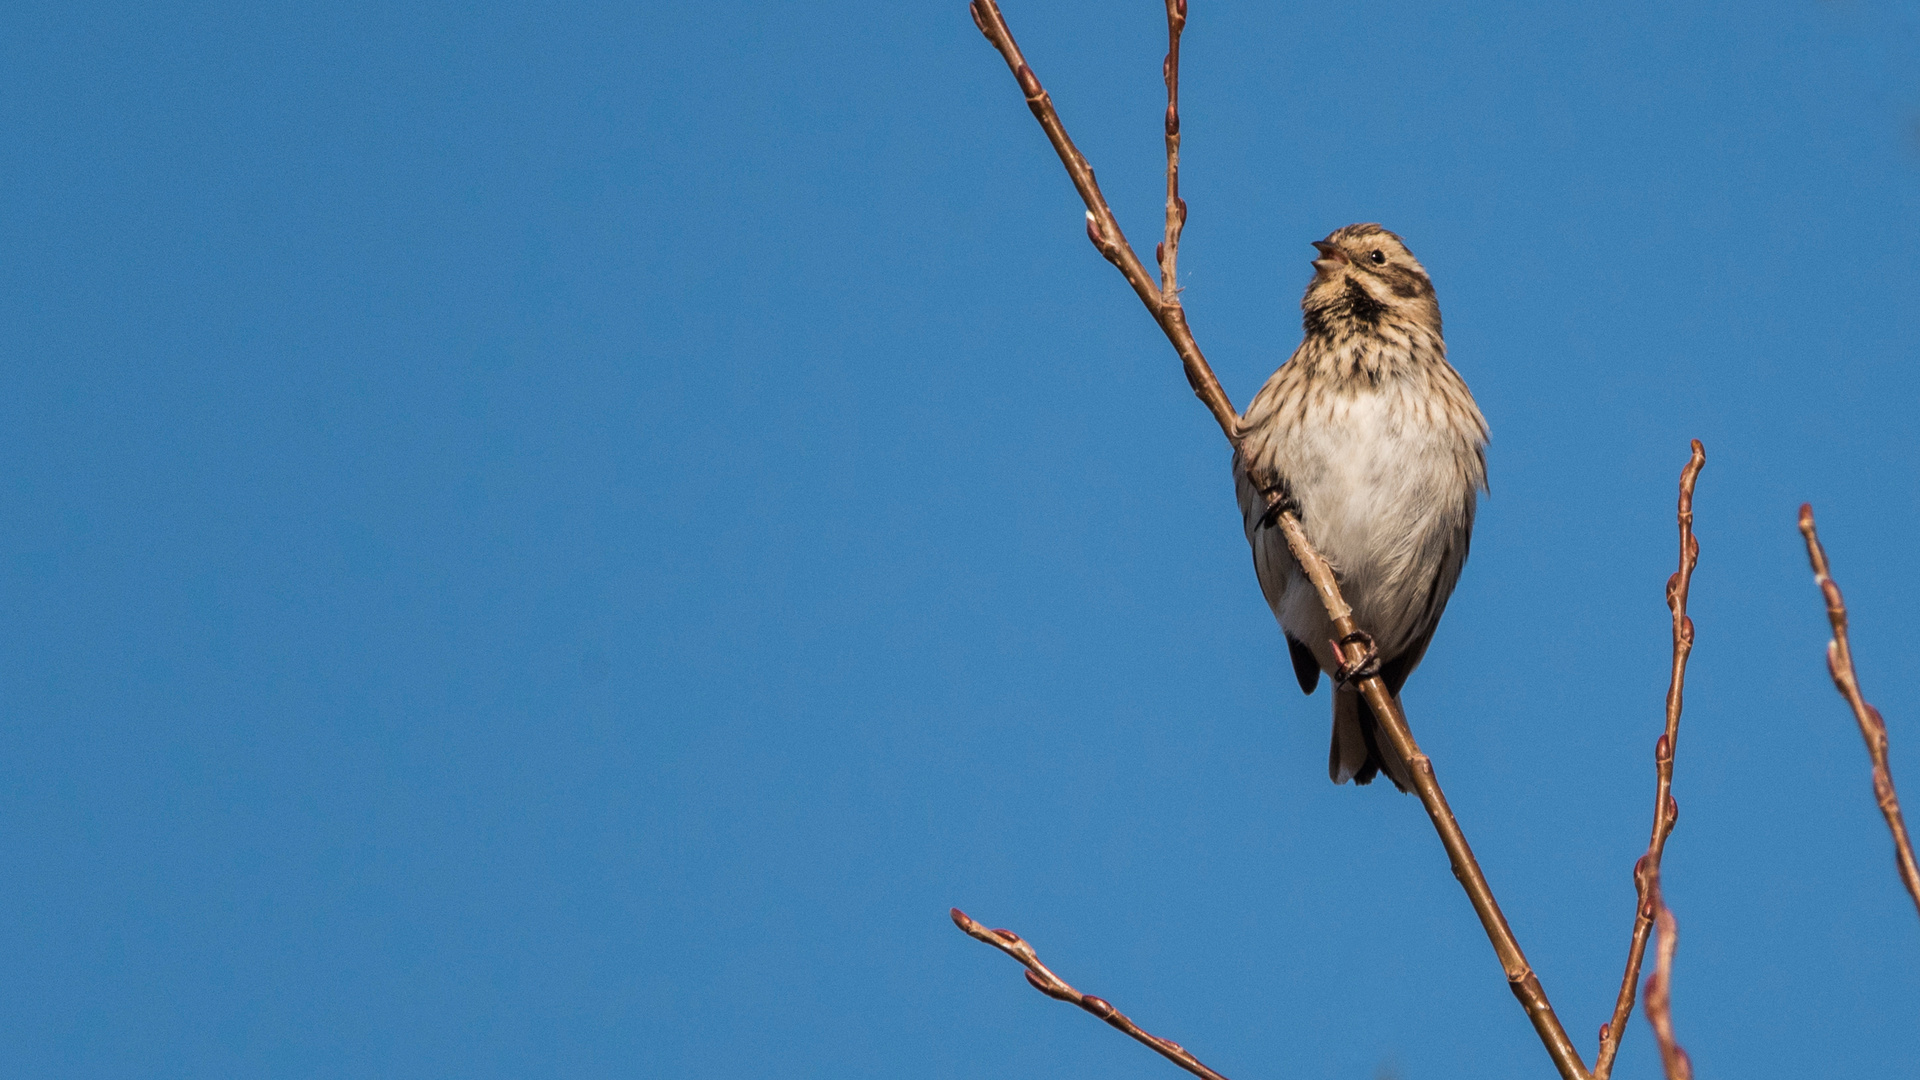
[967,0,1236,440]
[950,908,1234,1080]
[1593,441,1705,1080]
[1157,0,1187,305]
[1315,539,1589,1080]
[1798,505,1920,918]
[960,4,1592,1078]
[1640,877,1695,1080]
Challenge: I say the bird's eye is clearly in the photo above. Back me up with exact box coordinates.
[1368,250,1386,265]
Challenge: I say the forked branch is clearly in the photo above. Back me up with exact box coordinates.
[960,4,1589,1078]
[1798,506,1920,918]
[966,0,1236,440]
[950,908,1233,1080]
[1593,441,1705,1080]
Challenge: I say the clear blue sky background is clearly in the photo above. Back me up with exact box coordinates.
[3,1,1917,1076]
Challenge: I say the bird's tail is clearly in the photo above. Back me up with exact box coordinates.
[1330,688,1414,793]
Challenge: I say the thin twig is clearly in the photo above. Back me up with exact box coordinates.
[1640,876,1695,1080]
[1157,0,1187,303]
[1593,441,1705,1080]
[949,908,1233,1080]
[1799,506,1920,918]
[963,5,1590,1078]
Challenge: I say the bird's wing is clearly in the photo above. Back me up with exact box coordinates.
[1235,438,1323,695]
[1231,445,1296,603]
[1231,445,1275,537]
[1286,634,1321,695]
[1381,527,1471,696]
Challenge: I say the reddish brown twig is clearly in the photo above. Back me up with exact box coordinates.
[1593,441,1705,1080]
[963,5,1589,1078]
[1157,0,1187,304]
[1799,506,1920,918]
[1640,876,1694,1080]
[949,908,1233,1080]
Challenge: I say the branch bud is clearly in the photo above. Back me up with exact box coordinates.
[1014,63,1041,100]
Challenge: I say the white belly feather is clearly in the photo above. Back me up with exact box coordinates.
[1241,379,1480,678]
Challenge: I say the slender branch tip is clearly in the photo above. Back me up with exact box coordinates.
[1797,505,1920,919]
[1594,441,1705,1080]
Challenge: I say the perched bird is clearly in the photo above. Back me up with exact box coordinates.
[1233,224,1488,791]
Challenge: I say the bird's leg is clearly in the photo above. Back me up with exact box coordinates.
[1330,630,1381,686]
[1255,484,1297,530]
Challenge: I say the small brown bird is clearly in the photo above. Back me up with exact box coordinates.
[1233,224,1488,791]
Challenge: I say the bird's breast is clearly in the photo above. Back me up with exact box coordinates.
[1246,378,1481,658]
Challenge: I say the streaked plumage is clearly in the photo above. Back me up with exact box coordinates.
[1233,224,1487,790]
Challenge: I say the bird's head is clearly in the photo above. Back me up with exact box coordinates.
[1302,223,1439,338]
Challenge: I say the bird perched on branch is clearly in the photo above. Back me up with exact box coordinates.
[1233,224,1488,791]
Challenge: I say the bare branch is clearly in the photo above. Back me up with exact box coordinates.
[963,5,1594,1077]
[1157,0,1187,303]
[949,908,1233,1080]
[1640,877,1694,1080]
[1594,441,1705,1080]
[1798,506,1920,918]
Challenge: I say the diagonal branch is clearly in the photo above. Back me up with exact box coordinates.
[1640,876,1695,1080]
[1313,531,1589,1080]
[1593,441,1705,1080]
[950,908,1233,1080]
[961,4,1590,1078]
[1798,506,1920,918]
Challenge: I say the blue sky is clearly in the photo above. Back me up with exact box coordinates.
[3,1,1918,1077]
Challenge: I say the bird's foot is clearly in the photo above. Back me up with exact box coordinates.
[1255,486,1297,530]
[1330,631,1381,687]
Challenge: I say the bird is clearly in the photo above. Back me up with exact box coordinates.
[1232,223,1488,791]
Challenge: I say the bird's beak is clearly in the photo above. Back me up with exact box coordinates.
[1311,240,1349,274]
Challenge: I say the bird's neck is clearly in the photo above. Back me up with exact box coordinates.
[1296,317,1445,387]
